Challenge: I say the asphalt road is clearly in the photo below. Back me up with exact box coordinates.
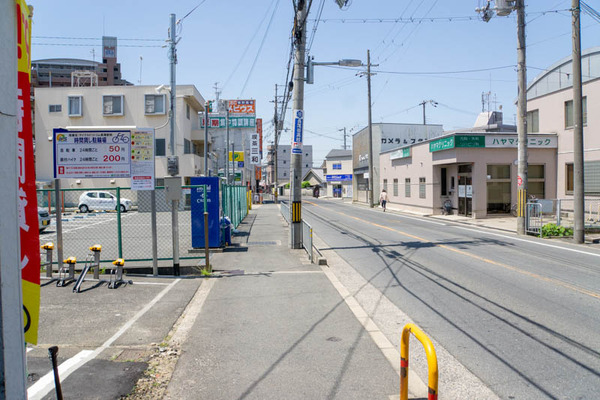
[302,198,600,399]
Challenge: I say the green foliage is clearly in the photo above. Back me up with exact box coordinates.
[541,223,573,238]
[284,183,290,189]
[301,181,311,188]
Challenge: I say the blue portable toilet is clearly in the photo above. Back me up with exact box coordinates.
[191,177,221,248]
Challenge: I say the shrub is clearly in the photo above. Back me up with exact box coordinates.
[284,183,290,189]
[301,181,311,188]
[541,223,573,238]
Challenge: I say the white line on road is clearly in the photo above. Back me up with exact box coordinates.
[27,279,181,400]
[60,212,137,234]
[168,278,216,346]
[454,226,600,258]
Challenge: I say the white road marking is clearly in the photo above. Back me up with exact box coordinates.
[61,212,137,234]
[27,279,181,400]
[319,263,429,398]
[454,226,600,258]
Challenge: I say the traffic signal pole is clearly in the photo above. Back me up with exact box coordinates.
[290,0,308,249]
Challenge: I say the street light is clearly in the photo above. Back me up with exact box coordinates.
[306,57,364,84]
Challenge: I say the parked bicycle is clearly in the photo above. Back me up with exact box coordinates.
[510,194,537,217]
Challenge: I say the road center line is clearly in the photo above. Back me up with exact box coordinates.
[310,203,600,300]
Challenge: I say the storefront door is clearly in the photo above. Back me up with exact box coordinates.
[458,174,472,216]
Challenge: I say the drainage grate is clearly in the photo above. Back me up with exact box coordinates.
[246,241,280,246]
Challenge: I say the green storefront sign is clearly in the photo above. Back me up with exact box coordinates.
[390,147,411,160]
[429,135,485,152]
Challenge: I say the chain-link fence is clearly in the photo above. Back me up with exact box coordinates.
[222,184,248,228]
[37,186,211,269]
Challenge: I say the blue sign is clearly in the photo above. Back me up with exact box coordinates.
[191,177,221,248]
[326,174,353,182]
[292,109,303,155]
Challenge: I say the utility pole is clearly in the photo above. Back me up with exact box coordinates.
[339,127,348,150]
[516,0,528,235]
[273,84,280,204]
[419,100,438,125]
[204,101,209,175]
[1,2,27,397]
[367,49,375,208]
[167,13,180,276]
[290,0,308,248]
[572,0,585,243]
[226,105,230,184]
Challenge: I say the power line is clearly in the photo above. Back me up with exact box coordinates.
[240,0,281,96]
[32,42,162,48]
[32,36,163,42]
[306,0,325,53]
[179,0,209,23]
[223,0,278,91]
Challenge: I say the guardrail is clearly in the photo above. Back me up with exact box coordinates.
[526,202,543,237]
[280,201,290,224]
[400,323,438,400]
[279,201,313,262]
[302,220,313,263]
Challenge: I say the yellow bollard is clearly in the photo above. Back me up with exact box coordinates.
[400,323,438,400]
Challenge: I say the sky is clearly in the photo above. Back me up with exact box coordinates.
[29,0,600,165]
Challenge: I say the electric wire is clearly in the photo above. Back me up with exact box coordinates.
[222,0,278,92]
[240,0,281,96]
[306,0,326,53]
[179,0,209,23]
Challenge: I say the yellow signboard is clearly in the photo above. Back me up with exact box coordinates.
[229,151,244,162]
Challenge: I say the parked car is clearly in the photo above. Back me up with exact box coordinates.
[38,207,51,232]
[77,191,132,213]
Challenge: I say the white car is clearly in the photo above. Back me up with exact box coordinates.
[38,207,51,232]
[78,191,132,213]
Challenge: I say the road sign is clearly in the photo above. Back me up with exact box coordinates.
[292,109,303,154]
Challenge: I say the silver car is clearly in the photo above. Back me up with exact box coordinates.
[77,191,132,213]
[38,207,51,232]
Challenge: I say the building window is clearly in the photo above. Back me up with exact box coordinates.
[566,161,600,195]
[419,177,426,199]
[333,163,342,170]
[155,138,166,156]
[393,179,398,196]
[184,139,191,154]
[526,109,539,133]
[68,96,82,117]
[565,97,587,129]
[186,104,190,120]
[305,164,309,168]
[566,163,574,194]
[283,160,286,164]
[103,95,124,116]
[284,172,287,177]
[441,167,448,196]
[383,179,388,193]
[145,94,166,115]
[529,164,545,199]
[49,104,62,113]
[155,178,164,187]
[405,178,411,198]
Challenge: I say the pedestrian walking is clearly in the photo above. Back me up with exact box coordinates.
[379,189,388,211]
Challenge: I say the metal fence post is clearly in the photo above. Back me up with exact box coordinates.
[203,185,211,273]
[116,186,123,258]
[557,199,562,226]
[151,189,158,276]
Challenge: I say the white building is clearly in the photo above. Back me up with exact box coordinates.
[34,84,206,188]
[323,149,353,198]
[526,47,600,202]
[265,144,313,187]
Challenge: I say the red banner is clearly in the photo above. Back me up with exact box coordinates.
[16,0,40,345]
[257,118,263,158]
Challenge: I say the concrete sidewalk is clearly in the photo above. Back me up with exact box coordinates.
[165,203,404,400]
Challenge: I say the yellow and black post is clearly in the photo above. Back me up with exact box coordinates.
[400,323,438,400]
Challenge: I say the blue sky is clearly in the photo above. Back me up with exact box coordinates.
[30,0,600,164]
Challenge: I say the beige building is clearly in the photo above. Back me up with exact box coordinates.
[526,47,600,202]
[379,130,557,218]
[34,84,207,188]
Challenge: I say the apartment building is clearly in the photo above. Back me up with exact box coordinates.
[34,84,207,188]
